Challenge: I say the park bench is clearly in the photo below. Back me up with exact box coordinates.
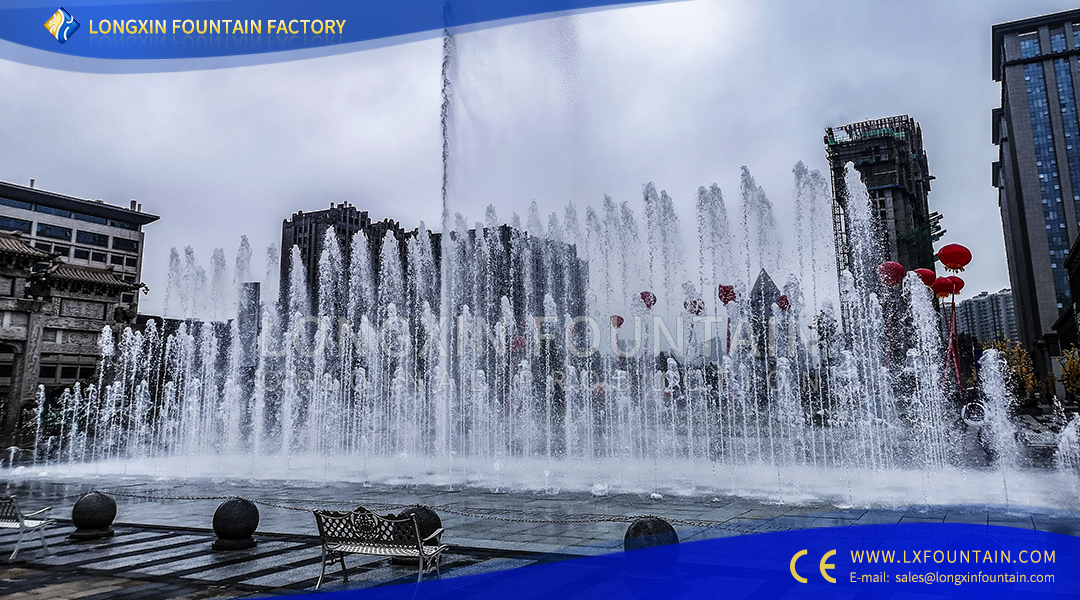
[313,506,448,589]
[0,496,53,560]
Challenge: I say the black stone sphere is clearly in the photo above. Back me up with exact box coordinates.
[387,506,443,565]
[72,492,116,529]
[398,506,442,545]
[624,517,679,575]
[211,498,258,551]
[68,492,116,540]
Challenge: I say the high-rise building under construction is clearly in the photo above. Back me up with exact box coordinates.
[825,115,941,279]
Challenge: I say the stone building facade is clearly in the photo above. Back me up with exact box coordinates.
[0,232,142,448]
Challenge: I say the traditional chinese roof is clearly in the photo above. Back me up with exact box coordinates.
[48,264,141,290]
[0,232,52,259]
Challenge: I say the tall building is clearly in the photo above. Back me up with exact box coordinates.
[279,202,422,308]
[0,180,158,314]
[280,205,588,329]
[992,9,1080,372]
[825,115,941,277]
[956,289,1018,344]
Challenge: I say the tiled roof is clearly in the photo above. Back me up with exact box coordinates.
[49,265,140,290]
[0,233,52,259]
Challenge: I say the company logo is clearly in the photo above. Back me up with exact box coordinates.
[44,7,80,43]
[790,549,836,583]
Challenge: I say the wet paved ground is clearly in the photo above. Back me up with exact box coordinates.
[1,475,1079,598]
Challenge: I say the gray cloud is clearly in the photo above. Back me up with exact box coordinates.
[0,0,1056,312]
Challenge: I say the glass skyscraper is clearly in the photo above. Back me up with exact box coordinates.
[993,9,1080,374]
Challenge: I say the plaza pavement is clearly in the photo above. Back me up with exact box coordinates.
[1,477,1079,599]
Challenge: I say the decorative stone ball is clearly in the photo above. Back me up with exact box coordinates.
[212,498,259,541]
[398,506,442,545]
[624,517,679,574]
[72,492,116,530]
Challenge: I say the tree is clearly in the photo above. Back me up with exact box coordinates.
[1060,346,1080,399]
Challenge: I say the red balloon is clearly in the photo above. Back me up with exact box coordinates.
[938,244,972,273]
[948,275,965,294]
[684,299,705,315]
[718,284,736,305]
[932,277,956,298]
[876,261,906,288]
[610,315,624,329]
[640,291,657,309]
[509,335,527,351]
[777,295,791,311]
[914,268,936,287]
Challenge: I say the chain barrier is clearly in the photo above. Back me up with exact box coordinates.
[426,504,756,532]
[44,489,774,534]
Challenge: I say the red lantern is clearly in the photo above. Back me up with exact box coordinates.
[777,295,791,311]
[876,261,906,288]
[509,335,527,351]
[914,268,936,287]
[938,244,972,273]
[948,276,964,294]
[931,277,955,298]
[684,299,705,315]
[610,315,624,329]
[640,291,657,309]
[718,284,736,305]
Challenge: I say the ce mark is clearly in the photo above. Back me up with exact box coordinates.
[789,549,836,583]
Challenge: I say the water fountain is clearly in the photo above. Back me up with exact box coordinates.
[20,162,1076,509]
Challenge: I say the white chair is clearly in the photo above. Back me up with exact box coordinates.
[0,496,53,559]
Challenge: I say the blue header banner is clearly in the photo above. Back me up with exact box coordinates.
[0,0,656,68]
[296,523,1078,599]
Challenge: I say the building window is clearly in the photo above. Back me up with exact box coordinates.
[0,216,32,233]
[112,238,138,252]
[35,205,70,218]
[121,293,134,303]
[38,365,57,379]
[34,242,51,252]
[125,257,138,267]
[53,245,69,257]
[73,249,90,260]
[75,230,109,247]
[91,252,106,262]
[60,366,78,379]
[1020,34,1040,58]
[1025,61,1072,310]
[110,255,125,265]
[36,222,71,240]
[73,212,107,225]
[109,220,138,230]
[1052,32,1066,53]
[0,197,32,211]
[123,275,135,283]
[1055,57,1080,237]
[0,364,12,378]
[79,366,95,379]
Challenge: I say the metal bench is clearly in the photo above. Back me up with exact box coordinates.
[313,506,448,589]
[0,496,53,560]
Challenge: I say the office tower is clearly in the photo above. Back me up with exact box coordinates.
[993,9,1080,371]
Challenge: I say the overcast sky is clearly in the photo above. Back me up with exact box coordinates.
[0,0,1066,314]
